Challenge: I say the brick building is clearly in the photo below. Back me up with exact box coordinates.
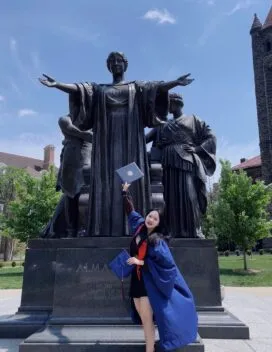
[232,156,262,183]
[0,145,55,177]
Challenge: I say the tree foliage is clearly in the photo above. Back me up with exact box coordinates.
[203,160,272,270]
[1,165,61,243]
[6,166,61,242]
[0,166,30,259]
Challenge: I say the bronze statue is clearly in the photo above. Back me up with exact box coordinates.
[157,93,216,238]
[40,115,92,238]
[39,52,193,236]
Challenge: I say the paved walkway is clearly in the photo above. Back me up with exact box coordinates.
[0,287,272,351]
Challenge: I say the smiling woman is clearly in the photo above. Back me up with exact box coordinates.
[39,51,193,237]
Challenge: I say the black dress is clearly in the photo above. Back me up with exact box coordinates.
[129,232,148,298]
[123,190,148,298]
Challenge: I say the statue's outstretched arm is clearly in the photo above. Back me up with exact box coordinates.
[159,73,194,92]
[38,74,78,94]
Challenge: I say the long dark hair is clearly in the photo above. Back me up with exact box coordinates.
[144,208,171,245]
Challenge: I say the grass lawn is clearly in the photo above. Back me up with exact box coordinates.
[0,266,24,289]
[0,254,271,289]
[219,254,272,286]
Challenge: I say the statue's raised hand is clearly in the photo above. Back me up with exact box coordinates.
[38,74,57,87]
[177,73,194,87]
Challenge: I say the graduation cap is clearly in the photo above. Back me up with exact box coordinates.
[116,162,144,184]
[108,249,134,280]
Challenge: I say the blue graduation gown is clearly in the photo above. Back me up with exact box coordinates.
[128,210,198,351]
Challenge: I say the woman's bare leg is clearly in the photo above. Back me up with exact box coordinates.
[139,297,155,352]
[133,298,141,317]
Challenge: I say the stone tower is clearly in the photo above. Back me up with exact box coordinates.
[250,7,272,184]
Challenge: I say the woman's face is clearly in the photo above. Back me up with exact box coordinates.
[108,54,125,75]
[145,210,160,230]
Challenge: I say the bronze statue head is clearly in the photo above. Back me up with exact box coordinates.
[169,93,184,117]
[106,52,128,75]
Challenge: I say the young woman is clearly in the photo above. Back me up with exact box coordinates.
[122,182,198,352]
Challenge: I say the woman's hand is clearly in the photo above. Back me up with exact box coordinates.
[176,73,194,86]
[38,74,57,87]
[127,257,144,266]
[122,182,131,192]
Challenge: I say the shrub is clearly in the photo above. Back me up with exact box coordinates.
[224,250,230,257]
[0,262,4,268]
[22,262,25,267]
[259,249,264,255]
[247,250,252,256]
[235,249,240,256]
[11,261,16,267]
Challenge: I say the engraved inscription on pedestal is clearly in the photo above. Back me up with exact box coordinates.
[51,248,131,321]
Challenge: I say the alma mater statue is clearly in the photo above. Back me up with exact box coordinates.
[39,51,193,236]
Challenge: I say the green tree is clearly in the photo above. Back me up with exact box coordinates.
[6,166,61,243]
[207,160,272,270]
[203,186,235,251]
[0,166,29,260]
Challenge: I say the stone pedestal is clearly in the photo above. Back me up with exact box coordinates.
[0,238,249,350]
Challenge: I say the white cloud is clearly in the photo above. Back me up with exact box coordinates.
[10,79,23,99]
[30,51,41,71]
[9,37,17,52]
[9,37,37,85]
[143,9,176,24]
[198,14,224,46]
[0,95,5,102]
[18,109,38,117]
[197,0,259,45]
[227,0,258,16]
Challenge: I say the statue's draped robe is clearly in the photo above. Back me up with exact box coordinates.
[40,113,92,238]
[69,81,168,236]
[158,115,216,238]
[58,116,92,199]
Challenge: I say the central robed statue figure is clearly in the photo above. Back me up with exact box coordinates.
[39,51,193,236]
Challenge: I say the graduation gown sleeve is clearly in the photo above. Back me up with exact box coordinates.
[146,240,177,298]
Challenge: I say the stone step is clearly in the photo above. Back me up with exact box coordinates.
[198,310,250,339]
[19,325,204,352]
[0,312,49,339]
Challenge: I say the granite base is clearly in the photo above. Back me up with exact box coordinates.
[19,326,204,352]
[0,238,249,343]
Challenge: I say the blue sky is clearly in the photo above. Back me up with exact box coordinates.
[0,0,270,182]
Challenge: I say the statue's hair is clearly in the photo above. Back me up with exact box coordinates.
[106,52,128,72]
[169,92,184,108]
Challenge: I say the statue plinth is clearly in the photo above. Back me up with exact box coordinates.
[0,238,248,351]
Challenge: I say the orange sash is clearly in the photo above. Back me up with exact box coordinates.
[134,224,148,280]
